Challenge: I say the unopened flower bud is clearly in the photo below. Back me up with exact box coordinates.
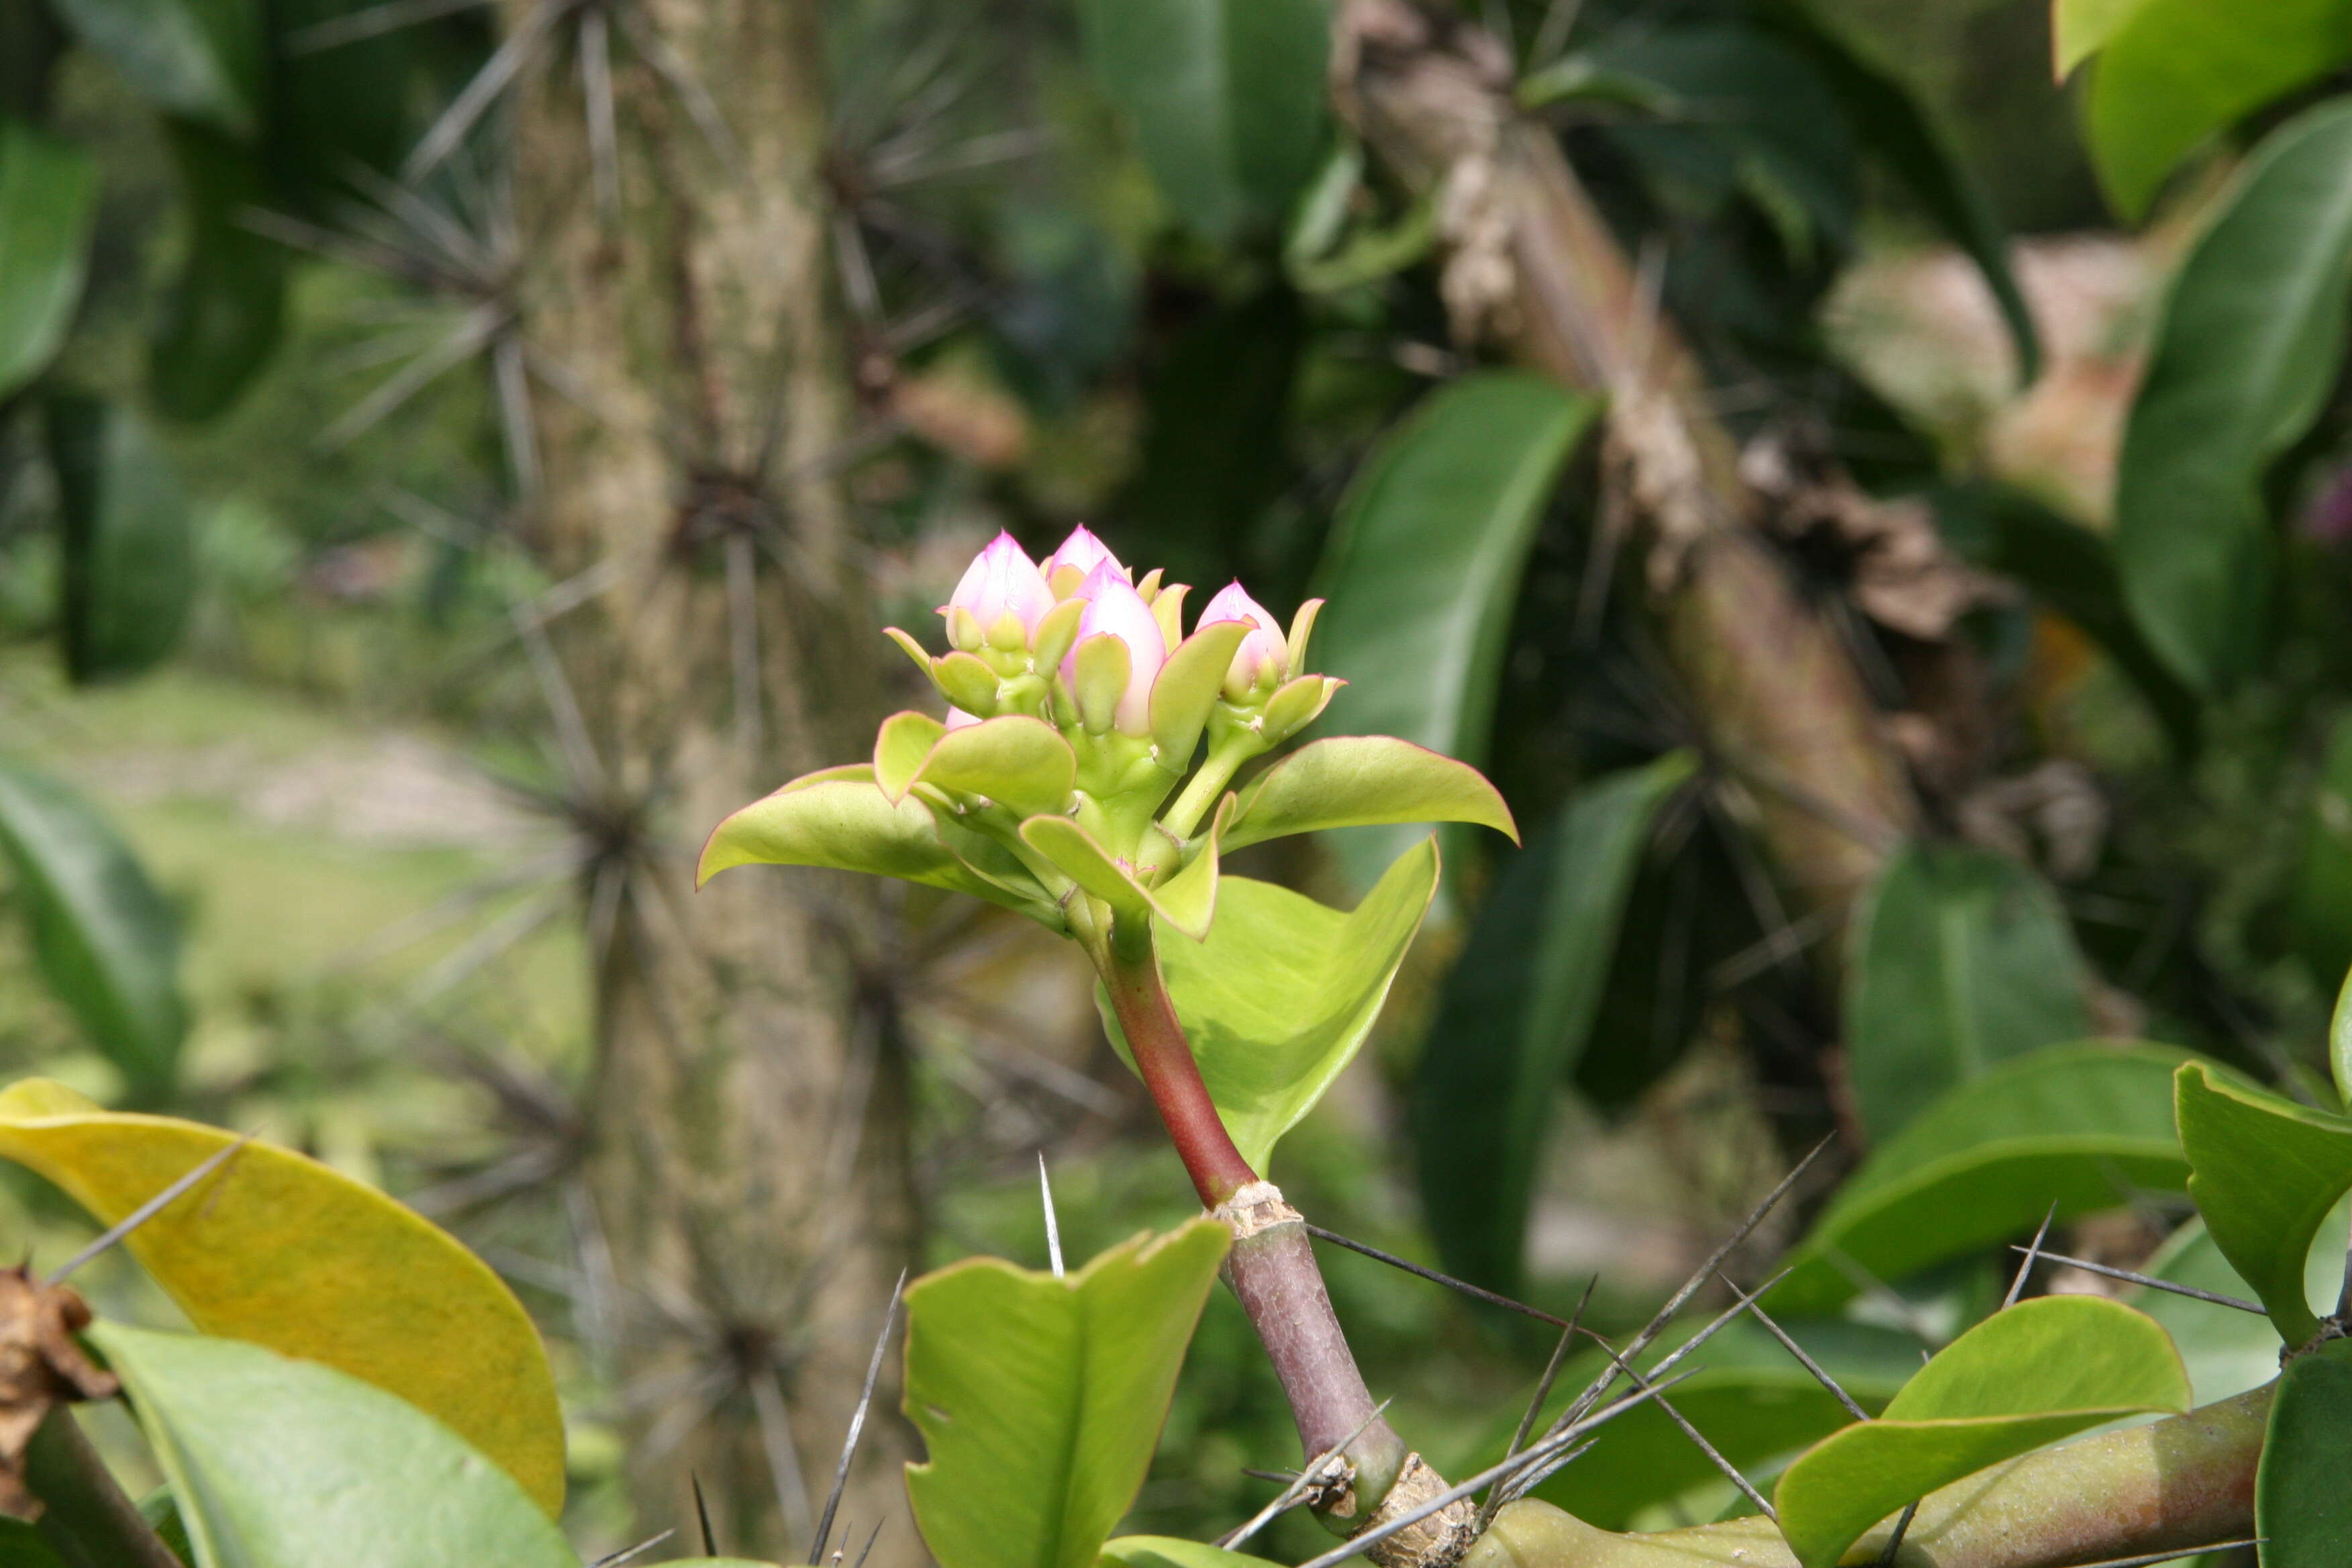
[944,706,981,731]
[1197,580,1289,701]
[941,531,1052,652]
[1061,562,1165,734]
[1043,525,1127,597]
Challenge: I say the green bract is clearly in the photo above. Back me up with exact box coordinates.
[701,531,1517,978]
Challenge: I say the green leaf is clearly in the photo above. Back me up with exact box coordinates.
[0,766,185,1097]
[1101,1539,1279,1568]
[2053,0,2152,77]
[904,1222,1230,1568]
[1075,0,1328,242]
[2086,0,2352,220]
[45,0,259,135]
[0,122,99,399]
[1224,736,1519,852]
[1756,1,2037,381]
[2114,99,2352,691]
[43,395,195,685]
[1101,838,1440,1172]
[2294,714,2352,1001]
[1311,374,1596,891]
[1771,1042,2194,1313]
[701,775,1055,922]
[2335,957,2352,1111]
[0,1520,65,1567]
[1410,752,1695,1291]
[150,122,287,422]
[1844,840,2092,1143]
[2257,1339,2352,1568]
[1019,812,1222,940]
[875,710,947,801]
[2175,1061,2352,1346]
[1774,1295,2192,1568]
[2130,1199,2348,1405]
[915,716,1078,821]
[0,1077,568,1514]
[89,1323,577,1568]
[1150,621,1248,765]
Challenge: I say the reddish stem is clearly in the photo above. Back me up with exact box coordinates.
[1101,936,1259,1207]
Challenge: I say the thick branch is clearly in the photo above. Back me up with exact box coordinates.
[1336,1,1915,935]
[1465,1385,2269,1568]
[24,1408,183,1568]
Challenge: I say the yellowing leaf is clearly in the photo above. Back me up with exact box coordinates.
[0,1079,565,1515]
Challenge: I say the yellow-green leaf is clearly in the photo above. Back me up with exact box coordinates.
[0,1080,565,1515]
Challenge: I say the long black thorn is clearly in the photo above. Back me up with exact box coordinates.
[691,1474,717,1555]
[1239,1467,1295,1484]
[852,1518,887,1568]
[1295,1371,1700,1568]
[1547,1268,1791,1444]
[1873,1498,1919,1566]
[1729,1288,1869,1423]
[1481,1277,1596,1532]
[810,1270,905,1565]
[2004,1202,2059,1311]
[51,1135,254,1283]
[1590,1330,1775,1520]
[2006,1246,2267,1315]
[588,1528,675,1567]
[1580,1138,1830,1385]
[1499,1438,1596,1503]
[1303,1223,1569,1326]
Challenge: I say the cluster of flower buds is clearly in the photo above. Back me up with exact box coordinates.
[703,526,1513,964]
[885,527,1339,847]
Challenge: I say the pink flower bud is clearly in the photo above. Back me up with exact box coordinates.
[944,706,981,731]
[1197,580,1289,699]
[1043,525,1127,595]
[940,531,1053,649]
[1061,561,1166,734]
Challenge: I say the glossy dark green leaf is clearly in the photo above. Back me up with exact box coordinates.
[1411,753,1696,1291]
[1771,1042,2192,1313]
[1756,1,2037,381]
[1101,839,1440,1172]
[0,1519,64,1567]
[150,122,287,422]
[1075,0,1328,242]
[2257,1338,2352,1568]
[1844,840,2092,1143]
[2294,715,2352,1001]
[904,1223,1230,1568]
[2115,99,2352,692]
[46,0,259,136]
[1311,374,1595,890]
[0,121,99,399]
[0,765,186,1097]
[2175,1061,2352,1346]
[1775,1296,2191,1568]
[43,395,195,685]
[89,1322,578,1567]
[2084,0,2352,220]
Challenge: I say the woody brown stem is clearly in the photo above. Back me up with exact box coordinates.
[1101,928,1444,1544]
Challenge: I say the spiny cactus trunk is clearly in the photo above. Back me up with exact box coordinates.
[509,1,916,1557]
